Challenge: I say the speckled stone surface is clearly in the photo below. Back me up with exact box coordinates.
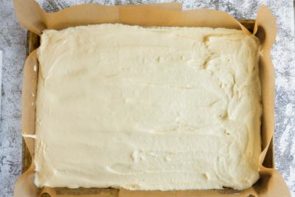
[0,0,294,197]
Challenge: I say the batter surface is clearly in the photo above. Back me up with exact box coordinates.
[35,24,261,190]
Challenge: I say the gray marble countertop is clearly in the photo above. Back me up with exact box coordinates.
[0,0,294,197]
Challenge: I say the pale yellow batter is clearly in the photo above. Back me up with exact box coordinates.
[35,24,261,190]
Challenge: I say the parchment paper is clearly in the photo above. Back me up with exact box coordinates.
[13,0,290,196]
